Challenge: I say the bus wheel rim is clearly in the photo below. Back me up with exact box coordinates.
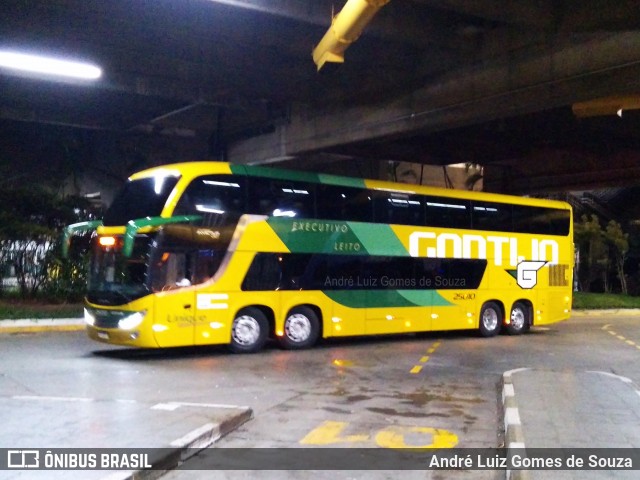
[285,314,311,342]
[511,307,525,330]
[233,315,260,346]
[483,309,498,331]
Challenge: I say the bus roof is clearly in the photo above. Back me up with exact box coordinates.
[129,161,571,210]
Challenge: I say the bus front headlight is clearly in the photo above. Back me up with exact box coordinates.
[84,308,96,326]
[118,311,146,330]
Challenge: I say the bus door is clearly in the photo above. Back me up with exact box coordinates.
[192,248,231,346]
[150,250,197,347]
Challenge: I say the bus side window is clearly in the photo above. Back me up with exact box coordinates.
[174,175,246,223]
[424,196,471,229]
[241,253,282,291]
[150,251,191,291]
[317,185,373,222]
[513,205,571,236]
[472,201,512,232]
[373,191,423,225]
[247,178,315,218]
[193,249,225,284]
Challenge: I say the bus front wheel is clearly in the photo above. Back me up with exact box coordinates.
[479,302,502,337]
[506,302,530,335]
[230,307,269,353]
[279,306,320,350]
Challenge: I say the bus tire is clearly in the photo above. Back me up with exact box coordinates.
[506,302,530,335]
[279,306,320,350]
[479,302,502,337]
[229,307,269,353]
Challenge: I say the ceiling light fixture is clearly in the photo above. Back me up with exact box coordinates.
[0,50,102,80]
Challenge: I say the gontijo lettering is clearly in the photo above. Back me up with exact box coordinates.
[409,231,559,267]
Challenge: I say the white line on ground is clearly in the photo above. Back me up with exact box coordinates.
[151,401,250,411]
[12,395,93,402]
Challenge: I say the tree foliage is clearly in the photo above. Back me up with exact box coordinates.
[574,214,606,292]
[604,220,629,295]
[574,214,629,294]
[0,184,96,299]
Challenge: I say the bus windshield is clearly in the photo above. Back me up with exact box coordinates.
[87,236,153,305]
[87,225,233,305]
[103,174,180,226]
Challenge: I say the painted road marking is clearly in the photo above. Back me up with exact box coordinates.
[300,420,458,449]
[11,395,249,413]
[12,395,93,402]
[502,368,528,455]
[504,407,521,426]
[602,324,640,351]
[151,401,250,411]
[410,340,442,374]
[375,425,458,449]
[300,421,370,445]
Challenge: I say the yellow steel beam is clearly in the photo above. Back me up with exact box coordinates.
[312,0,391,71]
[573,95,640,118]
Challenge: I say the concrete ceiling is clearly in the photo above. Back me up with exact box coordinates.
[2,0,640,194]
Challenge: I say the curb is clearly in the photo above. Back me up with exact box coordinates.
[0,317,84,333]
[502,369,529,480]
[103,407,253,480]
[571,308,640,317]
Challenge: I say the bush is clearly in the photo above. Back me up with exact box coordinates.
[41,240,90,303]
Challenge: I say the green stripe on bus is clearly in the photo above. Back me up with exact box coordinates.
[230,164,367,189]
[242,165,321,183]
[347,222,408,256]
[317,173,366,188]
[267,218,410,256]
[323,289,452,309]
[397,290,453,307]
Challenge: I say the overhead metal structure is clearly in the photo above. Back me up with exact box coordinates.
[1,0,640,195]
[572,95,640,118]
[312,0,391,70]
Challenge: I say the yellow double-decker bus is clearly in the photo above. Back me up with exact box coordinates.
[65,161,573,353]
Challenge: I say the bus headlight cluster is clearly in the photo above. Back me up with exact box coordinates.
[118,311,146,330]
[84,308,96,326]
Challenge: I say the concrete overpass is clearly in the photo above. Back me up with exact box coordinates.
[1,0,640,198]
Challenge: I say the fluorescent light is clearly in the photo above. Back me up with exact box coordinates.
[0,51,102,80]
[273,208,296,217]
[203,180,240,188]
[427,202,466,210]
[196,205,225,214]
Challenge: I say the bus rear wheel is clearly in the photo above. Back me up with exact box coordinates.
[479,302,502,337]
[506,302,530,335]
[229,307,268,353]
[279,306,320,350]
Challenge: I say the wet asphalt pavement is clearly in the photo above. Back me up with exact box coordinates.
[2,313,640,479]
